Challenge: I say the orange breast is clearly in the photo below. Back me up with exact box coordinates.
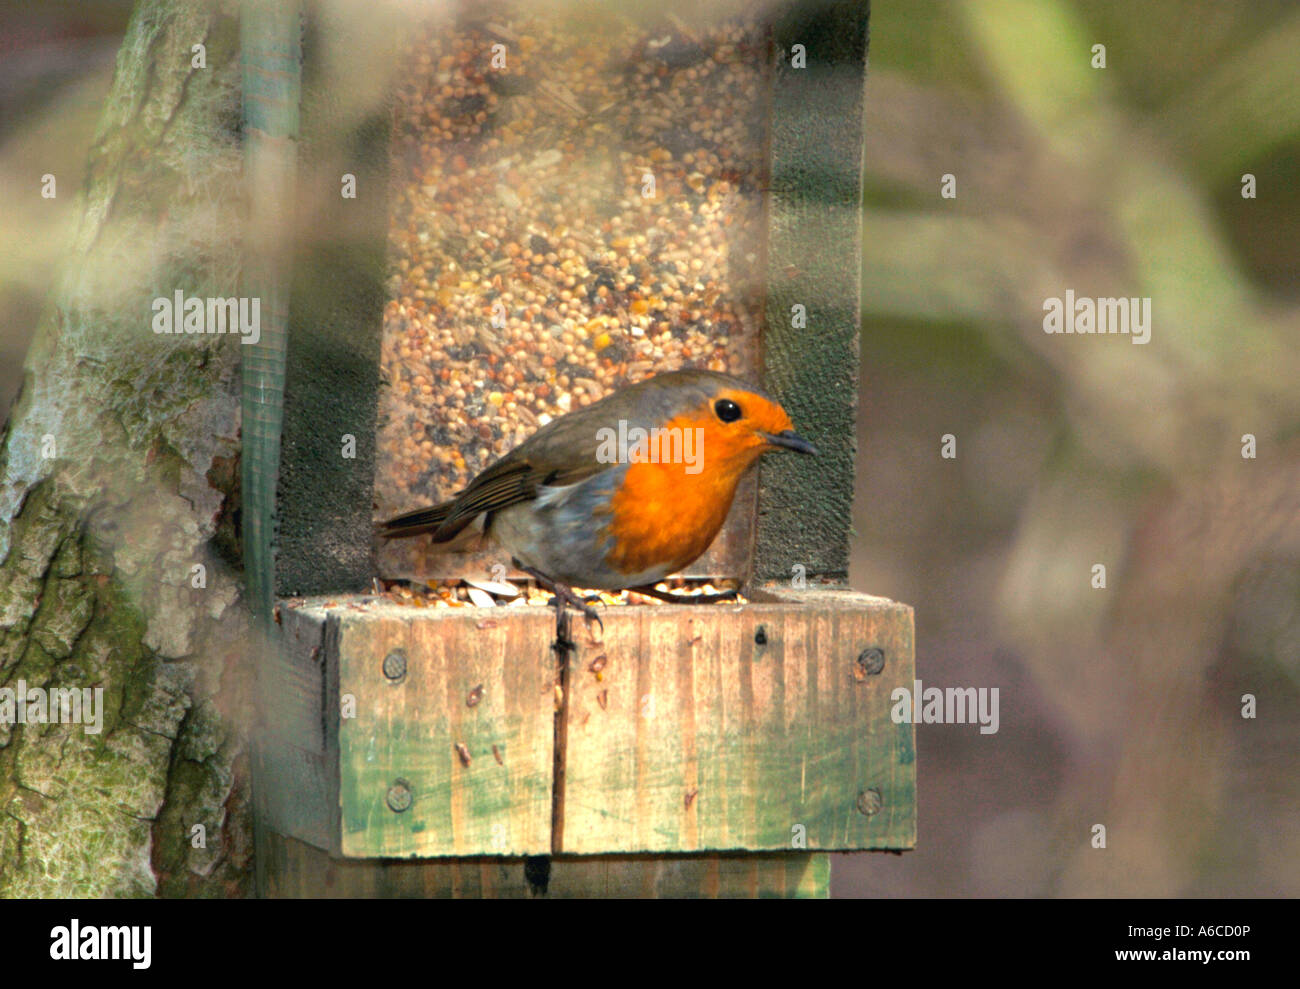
[601,412,758,577]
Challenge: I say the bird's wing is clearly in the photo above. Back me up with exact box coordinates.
[428,412,615,539]
[385,378,692,542]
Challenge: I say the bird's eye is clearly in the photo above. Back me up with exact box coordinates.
[714,398,742,423]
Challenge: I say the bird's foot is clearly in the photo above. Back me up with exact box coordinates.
[513,560,604,633]
[551,584,604,631]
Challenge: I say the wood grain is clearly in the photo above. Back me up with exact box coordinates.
[558,589,915,853]
[332,602,557,857]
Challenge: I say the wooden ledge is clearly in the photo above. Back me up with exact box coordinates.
[257,587,915,859]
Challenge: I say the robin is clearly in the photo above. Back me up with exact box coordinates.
[379,368,818,624]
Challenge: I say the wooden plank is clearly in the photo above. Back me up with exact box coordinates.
[559,589,915,853]
[261,830,829,898]
[263,587,914,861]
[544,851,829,899]
[332,602,557,857]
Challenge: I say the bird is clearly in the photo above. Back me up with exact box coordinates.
[379,368,818,625]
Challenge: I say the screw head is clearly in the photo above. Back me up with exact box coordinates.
[855,646,885,679]
[754,625,768,647]
[856,787,883,817]
[382,649,408,683]
[386,779,413,813]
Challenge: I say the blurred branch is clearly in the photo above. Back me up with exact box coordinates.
[918,1,1300,471]
[935,0,1300,895]
[1157,7,1300,185]
[957,0,1105,154]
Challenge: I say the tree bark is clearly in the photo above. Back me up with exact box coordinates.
[0,0,252,897]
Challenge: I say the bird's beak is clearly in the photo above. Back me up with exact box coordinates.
[760,430,819,455]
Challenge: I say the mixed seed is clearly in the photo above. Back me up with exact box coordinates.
[373,2,771,582]
[370,576,747,610]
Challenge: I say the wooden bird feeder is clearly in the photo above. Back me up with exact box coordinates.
[245,0,912,898]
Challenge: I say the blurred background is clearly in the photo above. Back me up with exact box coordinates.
[2,0,1296,896]
[847,0,1299,896]
[0,1,130,409]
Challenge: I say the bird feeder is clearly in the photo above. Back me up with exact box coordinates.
[246,0,913,898]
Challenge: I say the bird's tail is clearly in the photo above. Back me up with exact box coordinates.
[378,501,458,540]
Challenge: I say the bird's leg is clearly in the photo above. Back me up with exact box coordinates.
[625,583,739,605]
[513,559,604,633]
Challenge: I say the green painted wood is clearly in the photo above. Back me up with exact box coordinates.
[262,589,914,862]
[332,603,557,857]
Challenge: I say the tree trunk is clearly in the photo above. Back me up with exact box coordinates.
[0,0,252,897]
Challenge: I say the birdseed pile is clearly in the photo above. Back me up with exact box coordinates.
[374,2,771,578]
[369,576,747,610]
